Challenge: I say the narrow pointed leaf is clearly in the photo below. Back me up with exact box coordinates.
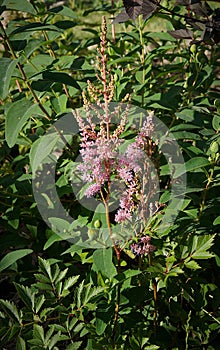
[174,157,210,178]
[0,249,33,273]
[14,283,34,309]
[0,58,17,100]
[16,336,26,350]
[0,299,21,323]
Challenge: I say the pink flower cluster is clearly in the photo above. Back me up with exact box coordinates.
[130,235,156,257]
[77,113,154,223]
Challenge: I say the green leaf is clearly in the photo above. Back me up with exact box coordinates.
[35,295,45,314]
[14,283,34,310]
[33,324,44,342]
[212,115,220,131]
[93,248,117,279]
[42,71,80,89]
[44,232,64,250]
[16,336,26,350]
[66,342,83,350]
[76,280,84,309]
[30,133,60,174]
[213,216,220,225]
[48,331,61,350]
[174,157,210,178]
[38,257,52,280]
[82,285,105,307]
[62,275,80,292]
[184,260,201,270]
[0,299,21,323]
[175,109,194,122]
[191,235,216,260]
[0,249,33,273]
[48,5,78,19]
[0,58,18,99]
[2,0,35,14]
[6,100,40,147]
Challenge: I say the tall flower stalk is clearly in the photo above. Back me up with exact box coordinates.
[74,16,159,343]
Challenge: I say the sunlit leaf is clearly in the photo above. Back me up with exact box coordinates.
[2,0,35,14]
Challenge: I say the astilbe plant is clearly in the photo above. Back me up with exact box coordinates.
[72,40,162,348]
[75,17,159,246]
[74,17,160,345]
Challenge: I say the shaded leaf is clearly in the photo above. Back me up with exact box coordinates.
[14,283,34,310]
[168,29,194,39]
[16,336,26,350]
[48,5,78,19]
[6,100,40,148]
[0,249,33,273]
[42,71,80,89]
[0,299,21,323]
[122,0,158,21]
[213,216,220,225]
[0,58,18,100]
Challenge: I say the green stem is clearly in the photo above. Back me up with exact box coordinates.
[197,166,215,220]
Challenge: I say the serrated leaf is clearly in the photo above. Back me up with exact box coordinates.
[76,280,85,309]
[54,267,68,284]
[51,264,61,283]
[38,257,52,280]
[66,342,83,350]
[34,282,53,291]
[191,251,214,259]
[82,285,105,307]
[16,336,26,350]
[34,273,50,284]
[33,324,44,342]
[184,260,201,270]
[0,58,18,99]
[63,275,80,292]
[35,295,45,314]
[48,331,61,350]
[45,326,55,344]
[191,235,216,260]
[0,299,21,323]
[0,249,33,273]
[14,283,34,310]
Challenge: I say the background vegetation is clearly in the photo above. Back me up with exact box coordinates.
[0,0,220,349]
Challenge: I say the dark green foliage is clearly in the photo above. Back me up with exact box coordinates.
[0,0,220,349]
